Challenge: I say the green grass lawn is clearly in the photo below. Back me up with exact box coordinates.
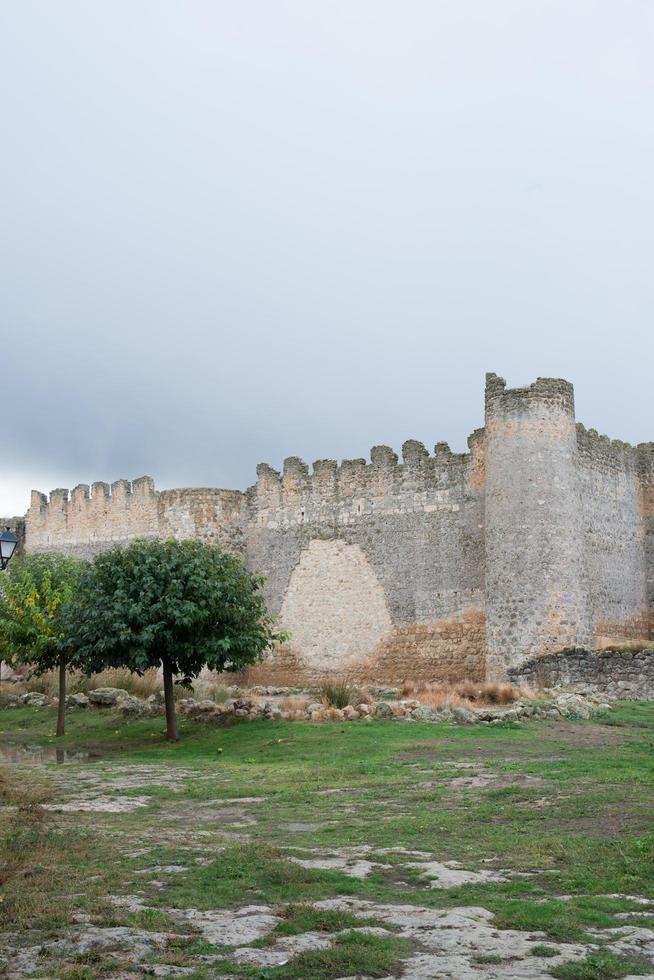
[1,703,653,978]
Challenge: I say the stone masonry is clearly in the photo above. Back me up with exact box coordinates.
[20,374,654,684]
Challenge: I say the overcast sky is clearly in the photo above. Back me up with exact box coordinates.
[1,1,653,516]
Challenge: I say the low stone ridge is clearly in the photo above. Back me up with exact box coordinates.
[508,647,654,700]
[6,686,613,725]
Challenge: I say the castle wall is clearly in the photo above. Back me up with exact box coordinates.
[243,436,486,684]
[576,427,651,645]
[639,446,654,637]
[24,479,244,559]
[20,372,653,687]
[484,375,592,679]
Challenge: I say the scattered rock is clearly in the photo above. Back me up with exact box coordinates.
[411,705,441,722]
[20,692,46,707]
[452,705,480,725]
[44,795,150,813]
[175,904,279,945]
[288,854,392,878]
[118,695,149,718]
[68,692,90,708]
[87,687,130,706]
[406,858,510,888]
[139,967,194,977]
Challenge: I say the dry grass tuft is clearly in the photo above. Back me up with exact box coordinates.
[0,766,52,811]
[281,695,311,720]
[22,666,163,699]
[88,668,163,698]
[600,639,653,653]
[403,680,521,708]
[414,689,470,711]
[0,766,91,931]
[319,679,361,709]
[192,676,231,703]
[312,705,347,722]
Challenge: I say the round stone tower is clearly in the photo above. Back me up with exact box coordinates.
[484,373,591,680]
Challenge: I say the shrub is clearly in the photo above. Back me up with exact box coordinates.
[319,679,360,709]
[0,552,86,736]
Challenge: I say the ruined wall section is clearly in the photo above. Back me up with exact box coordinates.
[25,478,245,559]
[508,646,654,701]
[576,427,652,645]
[637,443,654,638]
[484,374,592,679]
[243,433,486,684]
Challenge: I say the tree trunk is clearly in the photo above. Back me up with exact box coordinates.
[56,654,66,737]
[162,656,178,741]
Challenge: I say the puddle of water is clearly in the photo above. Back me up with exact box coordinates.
[0,741,100,765]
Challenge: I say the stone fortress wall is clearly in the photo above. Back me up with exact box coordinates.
[21,374,654,684]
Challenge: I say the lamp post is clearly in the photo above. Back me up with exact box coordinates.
[0,526,18,570]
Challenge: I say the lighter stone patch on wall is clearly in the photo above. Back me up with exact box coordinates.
[280,539,392,672]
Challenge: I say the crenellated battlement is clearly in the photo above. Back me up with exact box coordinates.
[576,423,645,472]
[29,476,156,517]
[254,438,476,490]
[26,476,160,555]
[485,372,575,418]
[248,435,482,529]
[25,477,245,557]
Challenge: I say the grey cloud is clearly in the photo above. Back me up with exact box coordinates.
[1,1,652,514]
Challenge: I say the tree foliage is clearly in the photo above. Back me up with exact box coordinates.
[63,538,286,739]
[0,552,87,736]
[0,552,85,669]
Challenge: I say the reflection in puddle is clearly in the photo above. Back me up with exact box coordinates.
[0,741,99,764]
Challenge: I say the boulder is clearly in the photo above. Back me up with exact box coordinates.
[476,706,520,723]
[410,705,440,722]
[306,703,322,714]
[21,692,46,707]
[118,695,149,718]
[342,705,360,720]
[356,703,371,716]
[87,687,130,707]
[374,701,394,719]
[68,692,90,709]
[452,706,480,725]
[554,693,593,720]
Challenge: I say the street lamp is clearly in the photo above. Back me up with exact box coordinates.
[0,526,18,570]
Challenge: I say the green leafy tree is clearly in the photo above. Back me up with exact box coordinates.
[0,552,86,736]
[63,538,286,740]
